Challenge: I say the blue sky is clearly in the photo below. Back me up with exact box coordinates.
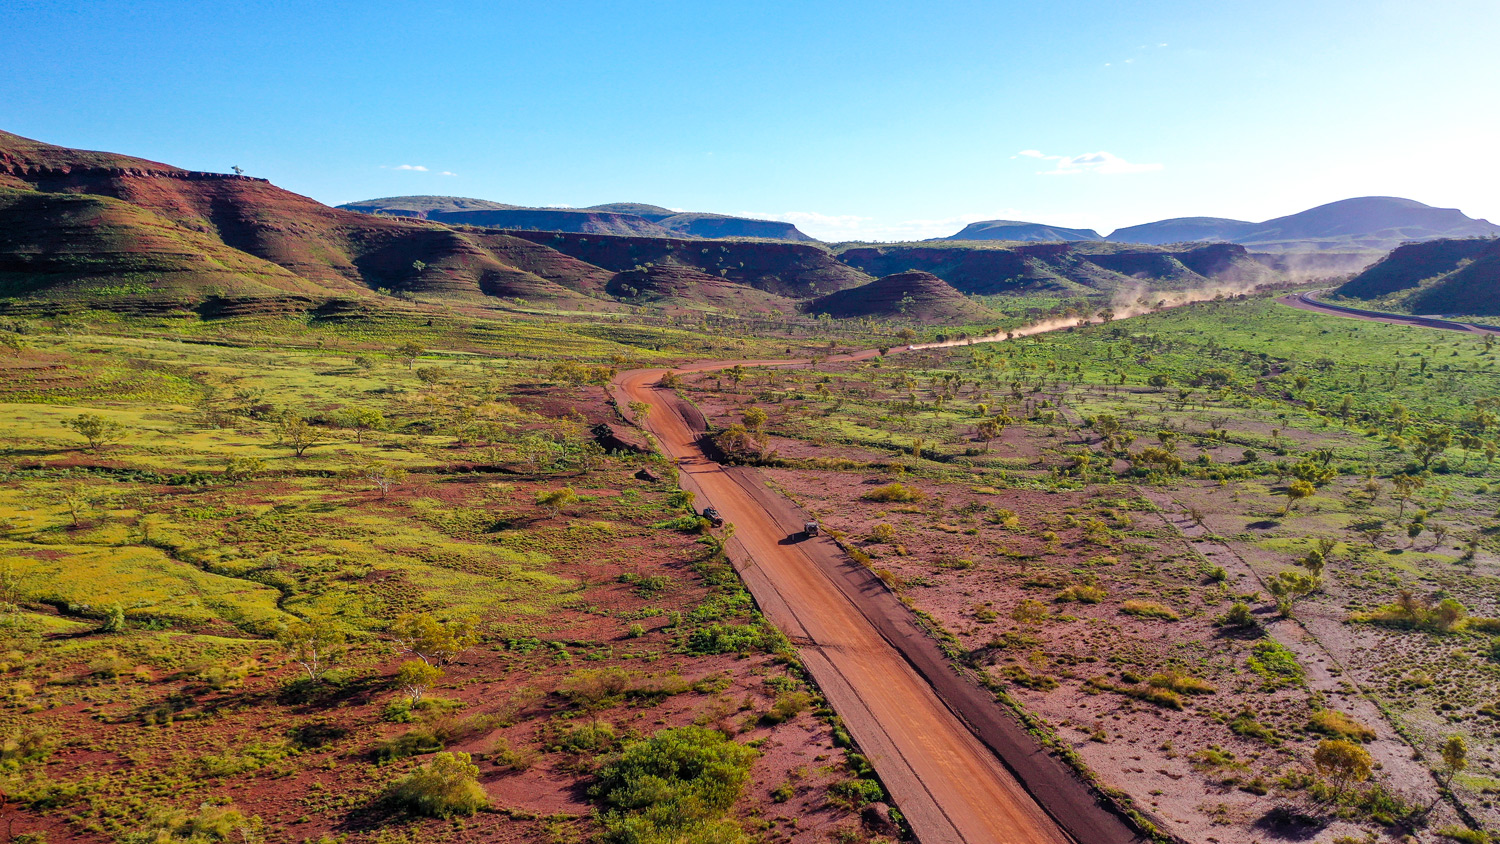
[5,0,1497,240]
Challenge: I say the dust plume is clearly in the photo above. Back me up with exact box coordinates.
[911,281,1268,350]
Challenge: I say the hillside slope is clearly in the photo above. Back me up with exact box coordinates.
[1105,217,1257,245]
[942,220,1102,242]
[834,241,1274,296]
[1333,237,1500,316]
[1110,197,1500,254]
[0,131,619,310]
[503,230,871,298]
[808,270,993,323]
[343,196,818,241]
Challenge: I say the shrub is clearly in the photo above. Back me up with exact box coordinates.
[1056,584,1107,604]
[558,721,617,754]
[594,726,757,843]
[1148,671,1216,695]
[686,623,769,655]
[1121,600,1179,621]
[762,691,812,725]
[828,778,884,809]
[868,523,897,543]
[389,751,488,818]
[1247,641,1304,685]
[372,728,443,762]
[1218,602,1256,628]
[862,483,924,503]
[1309,710,1376,742]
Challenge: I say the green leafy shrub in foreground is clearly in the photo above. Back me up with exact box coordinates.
[594,726,757,844]
[389,751,487,818]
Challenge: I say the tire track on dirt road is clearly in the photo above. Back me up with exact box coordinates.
[612,357,1141,844]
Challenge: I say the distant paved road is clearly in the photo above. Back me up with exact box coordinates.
[613,357,1140,844]
[1279,291,1500,334]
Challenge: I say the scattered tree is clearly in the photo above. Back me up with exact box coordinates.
[1282,479,1316,516]
[395,659,444,705]
[1313,739,1372,797]
[67,414,124,451]
[276,616,346,683]
[391,613,478,666]
[395,341,425,370]
[339,407,386,443]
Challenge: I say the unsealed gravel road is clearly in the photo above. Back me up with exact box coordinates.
[614,357,1140,844]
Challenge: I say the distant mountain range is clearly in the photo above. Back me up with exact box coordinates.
[340,196,816,242]
[944,197,1500,255]
[11,127,1491,324]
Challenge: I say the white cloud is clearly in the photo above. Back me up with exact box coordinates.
[394,164,429,171]
[1018,149,1163,176]
[439,171,457,176]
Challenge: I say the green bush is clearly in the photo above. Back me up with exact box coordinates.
[594,726,757,844]
[372,728,443,762]
[862,483,924,503]
[1056,584,1106,604]
[1309,710,1376,742]
[686,623,768,655]
[1247,641,1304,685]
[828,778,884,809]
[389,751,488,818]
[1121,600,1179,621]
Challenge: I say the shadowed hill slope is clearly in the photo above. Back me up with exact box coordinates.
[502,230,871,298]
[835,241,1274,296]
[808,270,993,323]
[1333,237,1500,316]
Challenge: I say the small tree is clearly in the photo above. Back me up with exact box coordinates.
[1267,569,1318,617]
[389,751,487,818]
[361,461,408,498]
[279,414,322,457]
[276,616,346,683]
[99,603,127,633]
[536,487,578,517]
[1314,739,1372,797]
[742,406,768,434]
[395,659,444,705]
[1392,473,1425,519]
[339,407,386,444]
[67,414,124,451]
[1282,479,1316,516]
[1438,734,1467,793]
[1410,426,1453,470]
[395,341,425,370]
[627,400,651,422]
[391,613,478,666]
[974,418,1002,451]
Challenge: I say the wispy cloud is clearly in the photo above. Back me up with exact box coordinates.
[1013,149,1163,176]
[379,164,458,176]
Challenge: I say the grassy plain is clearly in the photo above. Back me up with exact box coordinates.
[0,310,878,844]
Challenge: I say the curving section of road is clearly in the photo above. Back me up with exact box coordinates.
[612,357,1140,844]
[1279,291,1500,335]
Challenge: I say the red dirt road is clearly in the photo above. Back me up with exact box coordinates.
[613,357,1138,844]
